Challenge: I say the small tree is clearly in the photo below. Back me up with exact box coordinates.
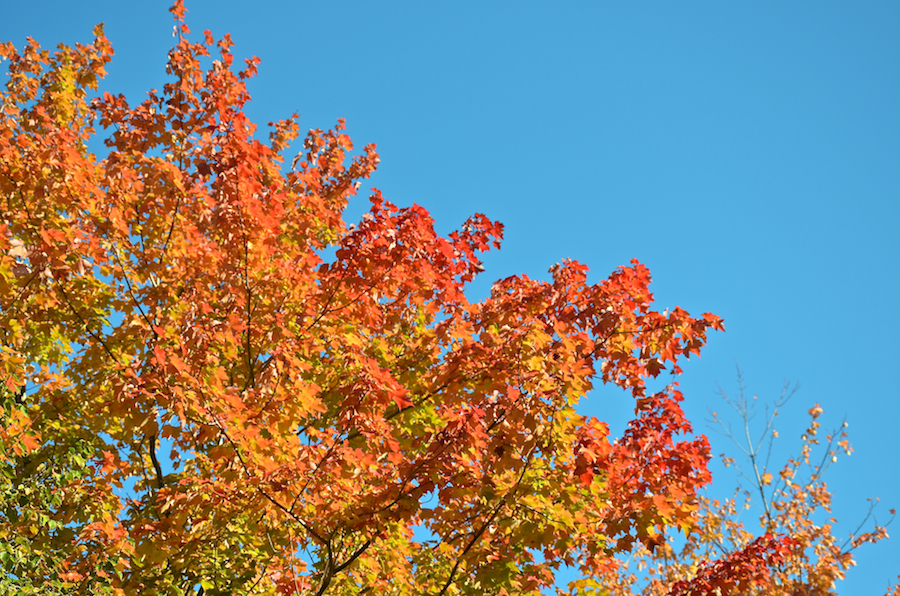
[570,371,897,596]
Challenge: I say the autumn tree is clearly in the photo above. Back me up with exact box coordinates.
[575,373,897,596]
[0,3,816,595]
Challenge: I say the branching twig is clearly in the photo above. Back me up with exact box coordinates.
[433,452,534,596]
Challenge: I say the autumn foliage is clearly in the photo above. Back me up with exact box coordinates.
[580,380,897,596]
[0,3,842,595]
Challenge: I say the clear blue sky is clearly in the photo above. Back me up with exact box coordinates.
[3,1,898,592]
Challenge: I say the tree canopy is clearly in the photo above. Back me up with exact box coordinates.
[0,3,832,595]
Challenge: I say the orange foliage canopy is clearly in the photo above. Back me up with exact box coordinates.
[0,3,806,595]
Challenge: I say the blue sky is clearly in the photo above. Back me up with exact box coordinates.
[3,1,898,592]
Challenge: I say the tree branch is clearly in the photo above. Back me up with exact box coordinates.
[148,432,165,490]
[434,453,534,596]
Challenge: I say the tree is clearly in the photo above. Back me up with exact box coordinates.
[575,373,897,596]
[0,3,785,595]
